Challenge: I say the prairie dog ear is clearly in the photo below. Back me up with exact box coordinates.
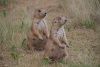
[53,17,60,23]
[35,9,41,12]
[54,17,61,21]
[57,17,61,20]
[33,9,40,17]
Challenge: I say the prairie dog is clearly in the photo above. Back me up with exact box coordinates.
[44,17,69,62]
[27,9,49,50]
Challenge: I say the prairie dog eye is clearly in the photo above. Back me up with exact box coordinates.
[65,20,67,22]
[38,10,41,12]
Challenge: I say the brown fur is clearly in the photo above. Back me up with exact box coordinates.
[27,9,49,51]
[44,17,69,62]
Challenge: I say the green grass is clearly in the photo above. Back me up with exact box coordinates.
[11,45,19,60]
[2,9,7,17]
[67,27,70,32]
[0,0,17,6]
[20,19,25,29]
[98,64,100,67]
[79,20,95,29]
[21,38,26,47]
[0,0,7,6]
[43,57,50,64]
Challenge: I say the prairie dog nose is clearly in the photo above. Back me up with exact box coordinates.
[45,12,47,15]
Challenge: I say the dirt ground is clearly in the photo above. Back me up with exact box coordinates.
[0,0,100,67]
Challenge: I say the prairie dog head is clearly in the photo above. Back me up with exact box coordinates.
[34,9,47,19]
[53,17,67,27]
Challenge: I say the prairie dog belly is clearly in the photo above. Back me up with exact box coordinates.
[56,27,65,39]
[36,20,46,31]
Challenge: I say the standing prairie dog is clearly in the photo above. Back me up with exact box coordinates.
[44,17,69,62]
[27,9,49,50]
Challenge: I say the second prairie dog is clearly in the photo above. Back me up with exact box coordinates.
[44,17,69,62]
[27,9,49,51]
